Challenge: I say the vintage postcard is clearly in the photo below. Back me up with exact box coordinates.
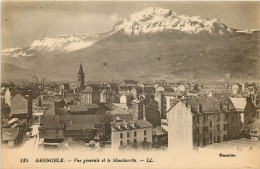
[1,1,260,169]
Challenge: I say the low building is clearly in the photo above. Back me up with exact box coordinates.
[2,128,20,147]
[64,123,96,142]
[152,126,168,148]
[246,119,260,141]
[111,119,153,149]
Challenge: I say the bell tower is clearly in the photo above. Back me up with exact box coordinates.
[78,64,85,90]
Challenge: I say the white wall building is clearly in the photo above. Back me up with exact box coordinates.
[167,101,193,151]
[111,118,153,149]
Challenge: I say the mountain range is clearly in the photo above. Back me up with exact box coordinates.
[2,7,260,82]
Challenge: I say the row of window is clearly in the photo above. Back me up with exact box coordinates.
[120,137,147,146]
[120,130,146,139]
[194,114,230,124]
[195,124,228,134]
[195,135,227,146]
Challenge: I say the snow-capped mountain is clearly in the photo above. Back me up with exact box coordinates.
[2,7,259,82]
[114,7,234,35]
[1,33,100,58]
[1,7,241,58]
[29,33,96,52]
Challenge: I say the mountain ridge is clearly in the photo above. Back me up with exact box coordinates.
[1,7,260,82]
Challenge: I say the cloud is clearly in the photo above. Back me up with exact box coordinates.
[1,48,21,53]
[109,14,119,21]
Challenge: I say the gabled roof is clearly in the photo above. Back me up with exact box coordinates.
[153,126,167,136]
[186,97,222,114]
[59,115,103,125]
[44,107,56,115]
[40,115,59,125]
[66,123,96,130]
[103,103,117,111]
[108,107,129,115]
[85,104,100,109]
[11,94,28,110]
[111,119,152,131]
[229,97,247,111]
[68,105,88,112]
[135,119,153,128]
[40,123,64,129]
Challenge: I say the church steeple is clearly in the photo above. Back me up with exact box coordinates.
[78,64,85,90]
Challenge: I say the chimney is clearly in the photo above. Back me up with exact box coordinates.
[198,104,202,113]
[185,101,188,107]
[42,78,45,89]
[219,102,223,111]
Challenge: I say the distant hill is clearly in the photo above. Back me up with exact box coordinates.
[1,63,34,81]
[1,7,260,82]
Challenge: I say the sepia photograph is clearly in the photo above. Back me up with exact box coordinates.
[1,1,260,168]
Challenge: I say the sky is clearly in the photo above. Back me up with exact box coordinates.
[1,1,260,49]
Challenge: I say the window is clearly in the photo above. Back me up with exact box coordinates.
[134,139,137,143]
[210,121,212,128]
[196,128,200,134]
[144,137,147,142]
[225,114,229,120]
[144,130,146,136]
[197,117,200,123]
[210,133,212,140]
[217,136,220,143]
[203,127,208,133]
[223,135,227,141]
[203,116,207,122]
[217,125,220,132]
[120,141,123,146]
[127,132,130,138]
[217,114,220,121]
[134,131,137,137]
[120,133,123,139]
[197,139,200,146]
[224,124,227,131]
[203,138,207,146]
[127,140,130,145]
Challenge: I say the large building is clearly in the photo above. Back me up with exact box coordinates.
[128,96,161,127]
[79,86,100,104]
[78,64,85,91]
[167,97,244,148]
[155,91,183,119]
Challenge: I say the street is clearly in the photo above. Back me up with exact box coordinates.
[19,124,40,152]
